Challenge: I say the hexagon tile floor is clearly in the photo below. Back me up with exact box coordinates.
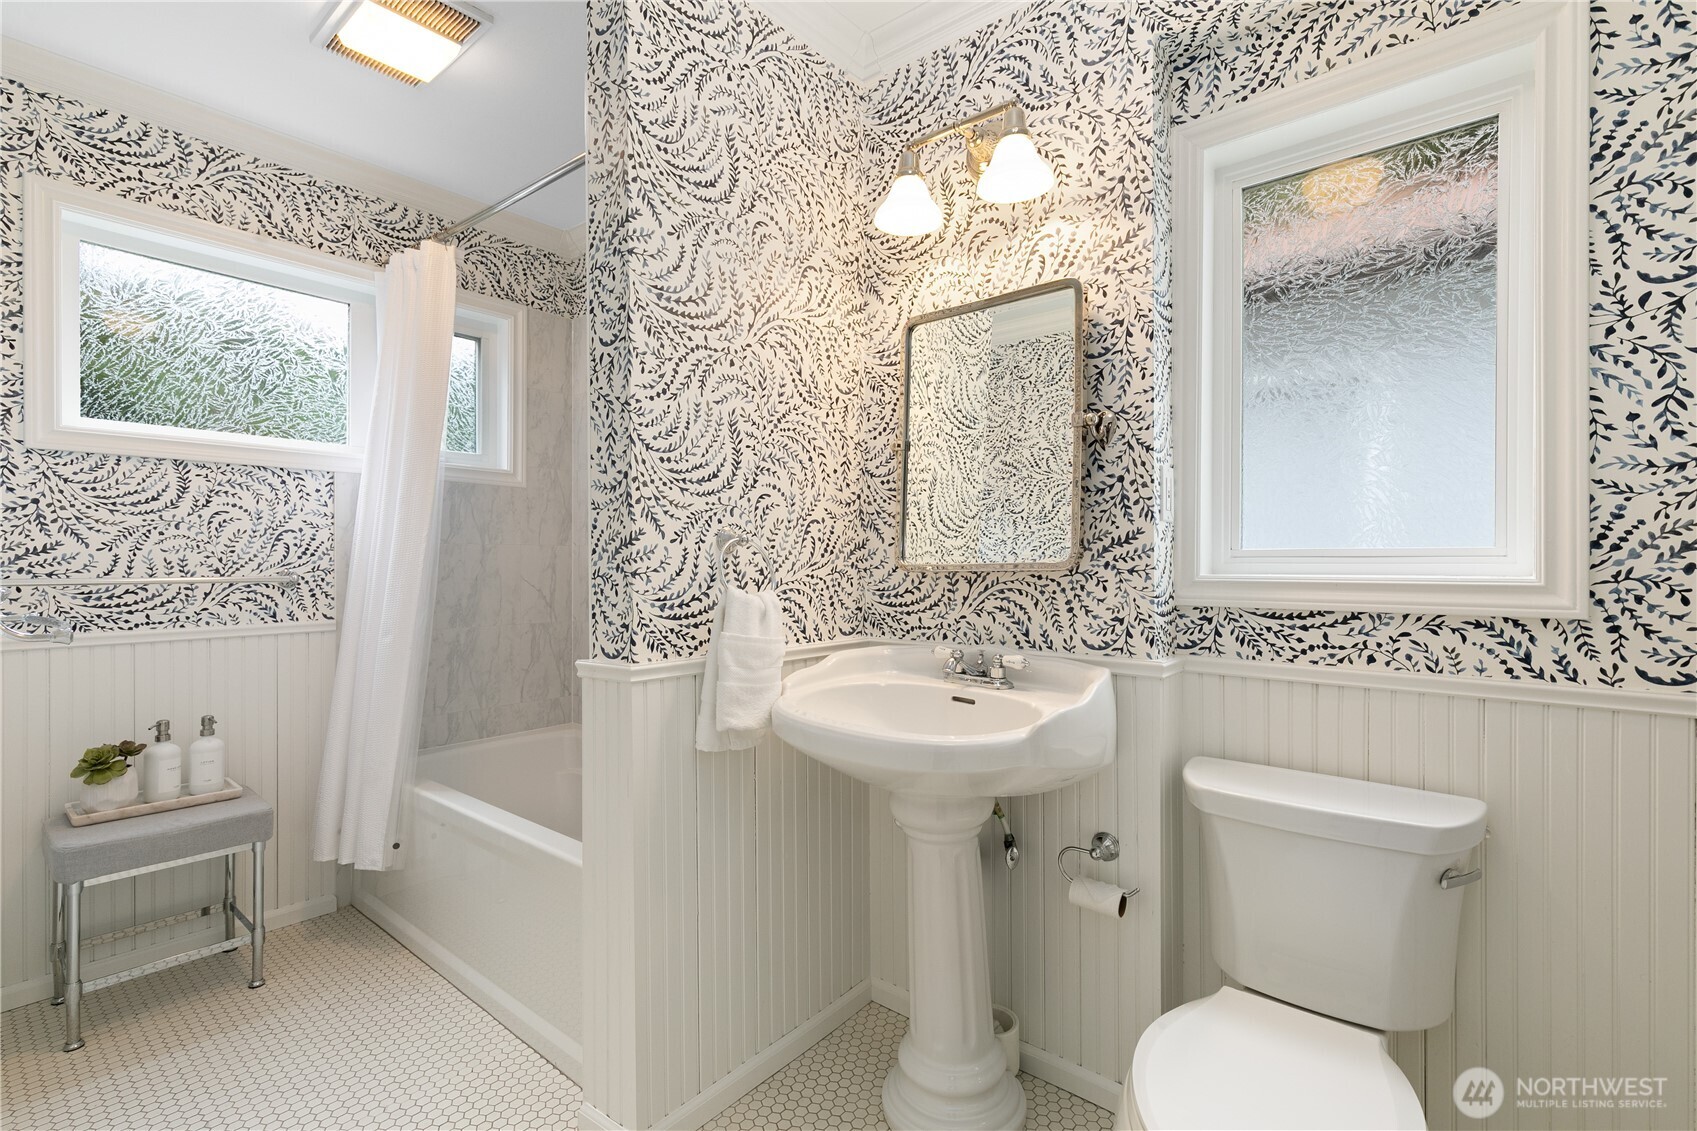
[2,906,1112,1131]
[702,1002,1115,1131]
[0,907,581,1131]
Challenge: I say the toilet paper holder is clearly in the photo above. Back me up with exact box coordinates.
[1057,831,1136,897]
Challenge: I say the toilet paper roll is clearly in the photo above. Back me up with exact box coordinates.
[1068,876,1128,918]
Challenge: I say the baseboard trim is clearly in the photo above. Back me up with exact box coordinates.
[868,977,908,1015]
[867,978,1123,1113]
[1,894,337,1012]
[652,980,873,1131]
[578,1101,622,1130]
[353,891,584,1081]
[1016,1041,1124,1112]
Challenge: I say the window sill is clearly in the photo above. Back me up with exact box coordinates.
[1175,577,1589,619]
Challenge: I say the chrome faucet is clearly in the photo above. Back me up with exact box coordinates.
[1,612,74,644]
[933,646,1028,690]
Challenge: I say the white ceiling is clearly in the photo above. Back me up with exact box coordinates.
[1,1,1015,237]
[1,0,588,232]
[754,1,1021,83]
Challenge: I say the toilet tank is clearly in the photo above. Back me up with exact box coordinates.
[1185,757,1487,1033]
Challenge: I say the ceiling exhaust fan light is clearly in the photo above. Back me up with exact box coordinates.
[874,151,943,237]
[323,0,483,85]
[975,131,1056,204]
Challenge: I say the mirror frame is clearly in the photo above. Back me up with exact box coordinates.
[895,278,1086,573]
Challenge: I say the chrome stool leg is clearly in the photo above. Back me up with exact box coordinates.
[223,852,238,951]
[62,882,84,1052]
[50,881,65,1006]
[248,840,266,989]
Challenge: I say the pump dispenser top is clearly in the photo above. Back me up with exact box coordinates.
[187,715,226,795]
[142,719,183,803]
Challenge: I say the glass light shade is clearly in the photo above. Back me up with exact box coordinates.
[336,1,464,83]
[976,132,1057,204]
[874,172,943,236]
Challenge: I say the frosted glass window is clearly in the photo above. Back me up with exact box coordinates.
[1239,118,1499,550]
[446,333,480,454]
[78,242,351,443]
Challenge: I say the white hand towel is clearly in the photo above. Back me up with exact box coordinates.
[696,585,786,751]
[717,586,785,731]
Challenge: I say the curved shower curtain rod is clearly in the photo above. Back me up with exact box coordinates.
[425,150,588,244]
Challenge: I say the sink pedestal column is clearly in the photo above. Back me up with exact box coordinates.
[884,792,1026,1131]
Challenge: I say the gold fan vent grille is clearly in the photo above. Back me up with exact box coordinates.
[326,0,482,85]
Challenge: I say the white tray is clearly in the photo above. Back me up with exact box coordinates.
[65,778,244,826]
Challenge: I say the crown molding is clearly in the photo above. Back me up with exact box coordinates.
[1,37,580,258]
[862,1,1023,82]
[752,2,1021,84]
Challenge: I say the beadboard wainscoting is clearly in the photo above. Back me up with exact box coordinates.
[864,655,1695,1127]
[1177,660,1695,1131]
[866,662,1185,1111]
[0,625,345,1010]
[579,650,870,1131]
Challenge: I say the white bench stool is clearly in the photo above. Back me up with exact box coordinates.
[42,789,275,1052]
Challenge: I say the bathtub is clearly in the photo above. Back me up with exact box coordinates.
[355,724,583,1078]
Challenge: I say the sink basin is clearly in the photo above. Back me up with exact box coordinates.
[771,644,1115,798]
[773,644,1118,1131]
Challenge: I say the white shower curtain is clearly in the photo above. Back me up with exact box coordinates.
[313,241,457,871]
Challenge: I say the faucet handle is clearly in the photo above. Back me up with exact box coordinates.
[996,654,1029,671]
[933,646,963,661]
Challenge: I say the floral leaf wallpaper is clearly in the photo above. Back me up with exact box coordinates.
[588,0,868,662]
[591,0,1693,690]
[1168,0,1695,688]
[1,77,585,632]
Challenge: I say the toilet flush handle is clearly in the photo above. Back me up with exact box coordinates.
[1438,866,1481,889]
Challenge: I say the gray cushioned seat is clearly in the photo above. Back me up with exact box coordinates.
[43,790,275,885]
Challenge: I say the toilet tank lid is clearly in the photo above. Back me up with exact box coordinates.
[1184,757,1487,855]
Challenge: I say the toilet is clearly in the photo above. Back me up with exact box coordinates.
[1119,757,1487,1130]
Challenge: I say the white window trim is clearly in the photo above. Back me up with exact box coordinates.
[23,174,525,484]
[447,294,527,486]
[1171,2,1586,617]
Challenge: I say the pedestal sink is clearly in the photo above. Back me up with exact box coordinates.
[772,645,1115,1131]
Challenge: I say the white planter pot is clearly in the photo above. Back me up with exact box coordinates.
[80,772,139,812]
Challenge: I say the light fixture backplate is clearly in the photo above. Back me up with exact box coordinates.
[955,123,1007,180]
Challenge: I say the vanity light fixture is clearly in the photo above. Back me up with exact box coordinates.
[873,101,1057,236]
[873,149,945,237]
[973,104,1057,203]
[314,0,489,85]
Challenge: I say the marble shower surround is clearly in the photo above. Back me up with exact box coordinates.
[421,312,590,746]
[1,75,587,634]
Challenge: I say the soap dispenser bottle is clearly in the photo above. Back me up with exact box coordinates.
[187,714,226,795]
[142,719,183,803]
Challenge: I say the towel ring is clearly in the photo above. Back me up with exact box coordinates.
[712,526,776,588]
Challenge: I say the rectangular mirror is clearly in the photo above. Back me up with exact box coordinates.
[898,279,1084,571]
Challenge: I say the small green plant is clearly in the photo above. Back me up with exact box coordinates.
[69,740,148,786]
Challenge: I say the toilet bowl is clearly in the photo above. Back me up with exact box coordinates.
[1118,757,1487,1130]
[1114,987,1425,1130]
